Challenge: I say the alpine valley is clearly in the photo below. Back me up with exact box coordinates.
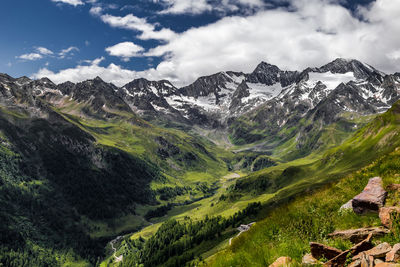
[2,58,400,267]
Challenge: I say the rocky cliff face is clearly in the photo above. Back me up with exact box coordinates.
[1,58,399,152]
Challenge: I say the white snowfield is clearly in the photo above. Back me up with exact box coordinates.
[306,71,356,90]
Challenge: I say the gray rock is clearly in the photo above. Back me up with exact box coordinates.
[352,177,387,214]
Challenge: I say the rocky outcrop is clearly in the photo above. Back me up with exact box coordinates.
[323,233,373,266]
[310,242,343,260]
[379,207,400,228]
[328,227,390,243]
[352,177,387,214]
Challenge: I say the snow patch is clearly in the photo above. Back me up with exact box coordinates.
[241,83,283,103]
[306,71,356,90]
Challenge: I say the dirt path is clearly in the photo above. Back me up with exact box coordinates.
[110,236,123,263]
[229,222,255,245]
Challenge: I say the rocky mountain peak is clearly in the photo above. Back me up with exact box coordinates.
[318,58,384,82]
[253,61,281,74]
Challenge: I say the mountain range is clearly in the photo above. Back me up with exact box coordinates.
[1,58,400,267]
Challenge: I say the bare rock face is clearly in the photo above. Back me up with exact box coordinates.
[386,243,400,262]
[379,207,400,228]
[310,242,343,260]
[302,253,319,265]
[352,177,387,214]
[328,227,389,243]
[269,256,292,267]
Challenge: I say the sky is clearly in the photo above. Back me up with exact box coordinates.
[0,0,399,87]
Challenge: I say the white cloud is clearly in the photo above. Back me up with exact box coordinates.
[99,13,177,41]
[17,53,43,61]
[159,0,212,14]
[59,46,79,58]
[158,0,264,15]
[89,6,103,16]
[105,42,144,61]
[36,47,54,55]
[51,0,84,6]
[32,57,146,86]
[143,0,400,85]
[36,0,400,87]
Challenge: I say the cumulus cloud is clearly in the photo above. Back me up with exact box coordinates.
[99,13,177,41]
[158,0,264,15]
[36,47,54,55]
[36,0,400,87]
[51,0,84,6]
[105,42,144,61]
[59,46,79,58]
[89,6,103,16]
[143,0,400,85]
[17,46,55,61]
[17,53,43,61]
[159,0,212,14]
[32,57,143,86]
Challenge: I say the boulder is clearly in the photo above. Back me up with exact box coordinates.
[352,177,387,214]
[302,253,319,265]
[353,242,392,259]
[386,243,400,262]
[379,207,400,228]
[269,256,292,267]
[328,227,389,243]
[310,242,343,260]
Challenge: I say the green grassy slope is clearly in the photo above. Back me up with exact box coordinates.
[102,103,400,267]
[207,102,400,266]
[0,101,233,267]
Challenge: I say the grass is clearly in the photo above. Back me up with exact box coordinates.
[207,140,400,266]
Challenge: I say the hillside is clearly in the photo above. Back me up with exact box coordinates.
[102,101,400,267]
[208,102,400,266]
[0,59,400,267]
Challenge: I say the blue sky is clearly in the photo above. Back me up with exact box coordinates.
[1,0,399,86]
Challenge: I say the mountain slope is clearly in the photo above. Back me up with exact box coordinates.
[207,101,400,266]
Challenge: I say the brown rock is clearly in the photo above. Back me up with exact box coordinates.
[374,258,384,265]
[350,233,374,256]
[352,177,387,214]
[353,242,392,259]
[310,242,343,260]
[328,227,389,243]
[302,253,319,265]
[386,243,400,262]
[269,256,292,267]
[348,259,361,267]
[379,207,400,228]
[324,233,373,267]
[355,252,374,267]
